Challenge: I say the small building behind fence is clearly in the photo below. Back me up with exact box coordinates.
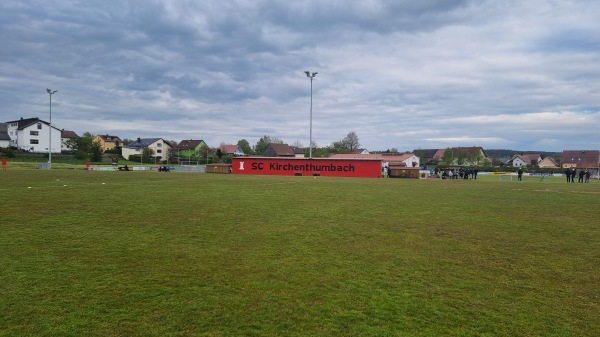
[207,163,232,174]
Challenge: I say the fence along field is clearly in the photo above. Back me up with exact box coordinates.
[1,170,599,336]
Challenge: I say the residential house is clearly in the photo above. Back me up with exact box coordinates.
[122,138,172,161]
[508,153,542,167]
[411,149,441,166]
[0,123,10,148]
[352,148,370,154]
[330,153,420,168]
[538,156,560,168]
[221,144,245,156]
[174,139,208,162]
[5,117,61,153]
[291,146,305,158]
[93,134,123,152]
[561,150,600,169]
[431,147,488,166]
[61,129,79,152]
[263,143,295,157]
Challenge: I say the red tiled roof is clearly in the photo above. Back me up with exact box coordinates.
[221,145,239,154]
[510,154,541,165]
[561,150,600,168]
[61,130,79,138]
[264,143,294,156]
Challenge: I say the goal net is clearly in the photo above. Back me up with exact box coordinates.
[499,174,514,181]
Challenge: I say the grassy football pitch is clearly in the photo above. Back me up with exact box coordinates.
[1,170,599,336]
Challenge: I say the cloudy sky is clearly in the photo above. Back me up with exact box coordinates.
[1,0,598,152]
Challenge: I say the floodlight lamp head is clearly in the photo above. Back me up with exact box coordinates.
[312,72,318,77]
[304,71,310,77]
[47,89,51,93]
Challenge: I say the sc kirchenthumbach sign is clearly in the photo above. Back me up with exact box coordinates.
[232,157,382,178]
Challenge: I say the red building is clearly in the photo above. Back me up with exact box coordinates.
[232,157,381,178]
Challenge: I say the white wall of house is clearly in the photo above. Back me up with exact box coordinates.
[149,139,171,160]
[403,154,420,167]
[122,146,141,160]
[512,157,527,167]
[7,121,61,153]
[61,137,74,151]
[122,139,172,161]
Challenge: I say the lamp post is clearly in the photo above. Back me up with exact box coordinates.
[304,71,317,158]
[46,89,57,168]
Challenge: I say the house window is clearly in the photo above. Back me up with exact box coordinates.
[157,149,162,154]
[30,139,39,144]
[157,143,162,147]
[30,131,39,136]
[37,123,42,129]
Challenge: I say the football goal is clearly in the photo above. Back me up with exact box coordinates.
[499,174,514,181]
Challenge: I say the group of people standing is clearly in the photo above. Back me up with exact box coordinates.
[438,167,479,180]
[565,167,591,183]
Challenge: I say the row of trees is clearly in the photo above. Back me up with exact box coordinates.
[237,131,362,157]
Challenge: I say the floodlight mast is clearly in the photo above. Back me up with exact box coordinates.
[46,89,57,168]
[305,71,317,158]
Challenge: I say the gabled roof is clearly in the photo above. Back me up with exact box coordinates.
[95,134,122,142]
[330,153,416,166]
[412,149,439,158]
[221,144,241,155]
[124,138,169,148]
[561,150,600,168]
[6,117,48,130]
[176,139,205,150]
[61,130,79,138]
[509,153,541,165]
[263,143,295,157]
[352,148,370,154]
[330,153,415,160]
[538,156,559,168]
[291,146,305,155]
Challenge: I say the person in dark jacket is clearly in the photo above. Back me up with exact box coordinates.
[585,170,591,183]
[570,168,576,183]
[578,169,585,183]
[565,168,571,182]
[517,168,524,181]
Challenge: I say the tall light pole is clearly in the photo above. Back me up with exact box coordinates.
[46,89,57,168]
[305,71,317,158]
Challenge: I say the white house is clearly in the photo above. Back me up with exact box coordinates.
[5,117,62,153]
[508,154,542,167]
[61,130,79,152]
[122,137,172,161]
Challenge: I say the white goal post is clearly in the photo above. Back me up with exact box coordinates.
[499,174,514,181]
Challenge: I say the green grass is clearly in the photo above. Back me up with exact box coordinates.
[1,170,598,336]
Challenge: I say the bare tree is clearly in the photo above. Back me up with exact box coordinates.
[341,131,360,152]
